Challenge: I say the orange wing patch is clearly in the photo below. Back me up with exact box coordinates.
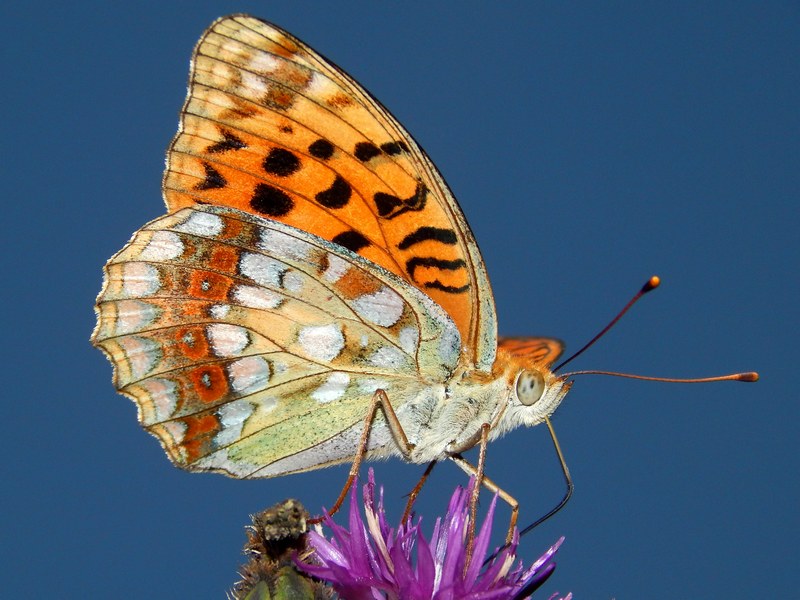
[162,15,497,369]
[498,337,564,367]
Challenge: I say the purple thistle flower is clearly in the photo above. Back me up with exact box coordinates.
[297,470,570,600]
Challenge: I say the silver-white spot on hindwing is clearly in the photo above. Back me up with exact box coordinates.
[398,326,419,354]
[282,270,304,293]
[228,356,271,394]
[207,323,250,357]
[214,399,256,447]
[209,304,231,319]
[239,252,287,288]
[159,420,187,446]
[112,299,160,335]
[311,372,350,403]
[174,211,224,237]
[438,326,461,369]
[322,254,349,283]
[233,285,283,309]
[121,263,161,298]
[117,335,161,380]
[139,230,185,261]
[352,286,404,327]
[258,228,311,261]
[298,324,345,362]
[137,378,179,424]
[368,346,406,369]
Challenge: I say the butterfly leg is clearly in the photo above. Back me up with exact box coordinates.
[314,389,416,521]
[449,449,520,547]
[402,460,438,523]
[467,423,490,561]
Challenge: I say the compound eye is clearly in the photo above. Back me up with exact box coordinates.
[516,370,546,406]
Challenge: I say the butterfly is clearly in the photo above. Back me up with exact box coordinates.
[92,14,570,494]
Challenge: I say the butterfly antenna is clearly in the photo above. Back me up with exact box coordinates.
[553,275,661,373]
[554,274,759,382]
[520,276,757,543]
[559,370,759,383]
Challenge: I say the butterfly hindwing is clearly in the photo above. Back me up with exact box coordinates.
[163,14,497,371]
[93,206,462,477]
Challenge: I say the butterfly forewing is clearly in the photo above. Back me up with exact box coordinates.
[497,337,564,366]
[93,206,463,477]
[162,14,497,370]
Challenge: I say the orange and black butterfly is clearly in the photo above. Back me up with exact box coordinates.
[92,15,569,491]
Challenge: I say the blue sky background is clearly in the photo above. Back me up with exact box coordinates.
[3,2,797,597]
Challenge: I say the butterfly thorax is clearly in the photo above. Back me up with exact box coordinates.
[401,350,571,463]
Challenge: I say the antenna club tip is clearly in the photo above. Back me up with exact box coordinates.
[739,372,760,382]
[643,275,660,292]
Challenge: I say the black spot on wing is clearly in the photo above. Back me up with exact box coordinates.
[380,141,407,155]
[354,142,381,162]
[397,227,457,250]
[195,163,226,190]
[373,182,428,219]
[250,183,294,216]
[331,230,371,253]
[263,148,300,177]
[405,257,470,294]
[355,140,409,161]
[373,192,400,217]
[205,130,247,154]
[423,280,470,293]
[406,257,467,279]
[315,175,351,209]
[308,139,334,160]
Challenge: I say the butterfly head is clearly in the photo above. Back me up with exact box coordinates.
[486,339,571,436]
[488,352,572,439]
[511,366,571,427]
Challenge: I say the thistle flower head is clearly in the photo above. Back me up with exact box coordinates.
[297,470,570,600]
